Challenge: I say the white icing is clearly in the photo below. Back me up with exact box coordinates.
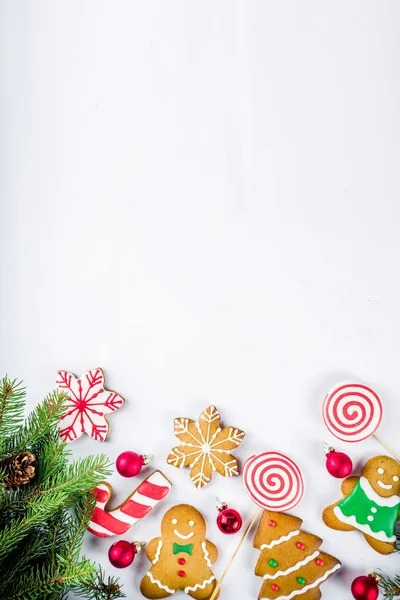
[378,480,393,490]
[146,571,175,594]
[334,506,396,542]
[172,519,178,524]
[152,540,163,564]
[371,507,377,513]
[185,575,215,593]
[201,541,212,567]
[189,520,194,526]
[261,564,341,600]
[367,516,374,522]
[263,551,320,580]
[360,476,400,507]
[378,468,384,474]
[174,530,194,540]
[394,476,399,482]
[260,529,299,550]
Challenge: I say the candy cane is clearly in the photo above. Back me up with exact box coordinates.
[87,470,172,538]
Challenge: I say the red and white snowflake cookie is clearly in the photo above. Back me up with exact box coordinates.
[56,368,125,443]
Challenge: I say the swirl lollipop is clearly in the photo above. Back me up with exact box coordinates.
[210,452,304,600]
[243,451,304,511]
[323,381,399,460]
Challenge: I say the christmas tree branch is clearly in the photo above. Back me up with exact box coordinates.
[378,572,400,598]
[0,377,25,441]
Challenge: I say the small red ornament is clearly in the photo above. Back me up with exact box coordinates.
[268,520,276,527]
[116,451,154,478]
[351,574,379,600]
[271,584,279,592]
[108,540,144,568]
[216,498,242,534]
[323,443,353,478]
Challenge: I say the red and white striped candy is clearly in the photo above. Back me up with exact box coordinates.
[243,452,304,512]
[323,382,383,443]
[87,470,172,538]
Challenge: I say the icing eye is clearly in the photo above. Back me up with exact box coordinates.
[189,520,194,526]
[393,476,399,482]
[377,468,384,475]
[172,518,178,525]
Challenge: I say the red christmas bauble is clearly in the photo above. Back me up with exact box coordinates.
[351,575,379,600]
[325,448,353,478]
[116,451,153,478]
[108,540,138,569]
[216,499,242,534]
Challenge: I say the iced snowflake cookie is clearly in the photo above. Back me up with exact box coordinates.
[254,510,341,599]
[323,455,400,554]
[166,405,245,489]
[56,368,125,442]
[140,504,219,599]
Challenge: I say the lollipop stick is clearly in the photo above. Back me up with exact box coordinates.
[209,508,261,600]
[373,433,400,462]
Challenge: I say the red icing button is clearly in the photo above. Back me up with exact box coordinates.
[178,570,186,577]
[296,542,305,550]
[178,558,186,565]
[268,520,276,527]
[271,584,279,592]
[316,559,324,567]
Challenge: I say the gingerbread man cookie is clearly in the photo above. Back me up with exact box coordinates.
[323,455,400,554]
[140,504,219,599]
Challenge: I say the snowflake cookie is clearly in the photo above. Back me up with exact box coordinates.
[56,368,125,443]
[167,405,245,489]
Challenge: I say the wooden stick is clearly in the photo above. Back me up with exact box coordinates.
[374,433,400,462]
[210,507,261,600]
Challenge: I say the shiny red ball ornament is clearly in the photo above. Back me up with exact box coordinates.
[323,444,353,478]
[351,574,379,600]
[108,540,144,568]
[216,498,242,534]
[116,451,154,478]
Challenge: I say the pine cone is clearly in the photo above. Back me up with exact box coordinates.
[2,452,37,490]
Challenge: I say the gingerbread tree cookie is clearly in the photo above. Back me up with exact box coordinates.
[254,510,341,600]
[140,504,219,599]
[167,405,245,489]
[323,455,400,554]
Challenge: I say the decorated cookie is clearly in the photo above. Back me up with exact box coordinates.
[140,504,219,599]
[322,455,400,554]
[56,368,125,442]
[167,405,245,489]
[254,510,341,599]
[87,471,172,537]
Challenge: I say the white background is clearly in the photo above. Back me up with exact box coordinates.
[2,1,400,598]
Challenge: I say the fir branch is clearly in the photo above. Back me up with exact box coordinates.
[2,389,67,458]
[75,568,126,600]
[378,572,400,598]
[0,376,25,441]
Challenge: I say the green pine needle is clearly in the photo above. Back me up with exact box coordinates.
[0,377,124,600]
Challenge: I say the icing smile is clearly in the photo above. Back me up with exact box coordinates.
[174,530,194,540]
[377,480,393,490]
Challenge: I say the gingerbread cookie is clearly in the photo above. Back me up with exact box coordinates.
[254,510,341,599]
[140,504,219,599]
[167,405,245,489]
[323,455,400,554]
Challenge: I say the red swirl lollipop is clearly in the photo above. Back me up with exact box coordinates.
[322,381,400,462]
[323,382,383,442]
[243,451,304,512]
[209,451,304,600]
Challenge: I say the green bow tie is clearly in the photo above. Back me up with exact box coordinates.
[173,542,193,555]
